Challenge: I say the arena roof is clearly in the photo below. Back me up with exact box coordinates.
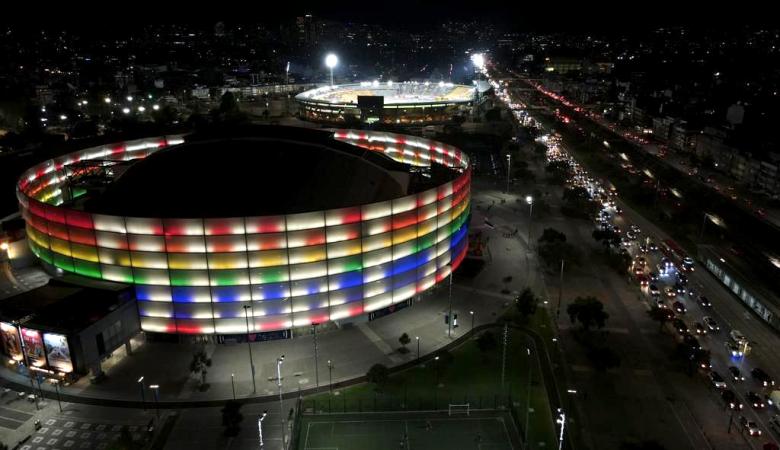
[296,81,476,106]
[84,126,413,218]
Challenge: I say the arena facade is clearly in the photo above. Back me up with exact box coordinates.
[17,126,471,335]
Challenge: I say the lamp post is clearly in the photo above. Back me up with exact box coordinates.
[469,311,475,335]
[526,195,534,247]
[312,323,320,387]
[258,411,267,447]
[556,259,565,322]
[327,360,333,393]
[149,385,160,421]
[556,408,566,450]
[230,373,236,400]
[524,345,533,445]
[325,53,338,86]
[137,376,146,410]
[415,336,420,360]
[447,266,454,338]
[506,154,511,193]
[51,379,63,412]
[243,305,256,393]
[277,355,286,447]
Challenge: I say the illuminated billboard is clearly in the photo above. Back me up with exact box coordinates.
[43,333,73,373]
[0,322,23,361]
[21,328,45,367]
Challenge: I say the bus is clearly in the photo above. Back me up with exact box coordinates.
[660,239,695,272]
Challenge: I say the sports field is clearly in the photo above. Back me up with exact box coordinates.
[298,411,519,450]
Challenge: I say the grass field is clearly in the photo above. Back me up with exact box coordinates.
[302,323,557,449]
[299,412,516,450]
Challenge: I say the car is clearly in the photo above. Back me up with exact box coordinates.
[674,283,686,295]
[633,265,644,275]
[649,284,660,296]
[697,296,712,307]
[655,298,667,309]
[725,341,744,357]
[664,287,676,298]
[626,231,636,240]
[751,368,775,387]
[682,334,701,350]
[703,316,719,331]
[682,256,695,272]
[693,322,707,335]
[638,244,648,254]
[747,391,765,409]
[728,366,745,382]
[672,301,686,314]
[648,242,658,252]
[649,272,659,282]
[672,319,689,335]
[677,274,688,285]
[686,288,696,298]
[739,416,762,436]
[730,330,747,345]
[637,274,649,287]
[635,256,647,267]
[709,371,727,389]
[630,224,641,233]
[721,389,743,410]
[620,238,632,248]
[612,226,621,235]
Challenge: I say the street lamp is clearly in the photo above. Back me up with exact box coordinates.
[230,373,236,400]
[258,411,268,447]
[137,376,146,410]
[447,264,454,338]
[506,154,512,193]
[415,336,420,360]
[277,355,286,447]
[51,379,63,412]
[327,360,333,393]
[312,323,320,387]
[471,53,485,71]
[526,195,534,247]
[556,408,566,450]
[243,304,256,393]
[149,385,160,421]
[325,53,338,86]
[469,311,475,335]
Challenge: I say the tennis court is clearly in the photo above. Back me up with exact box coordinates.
[297,410,520,450]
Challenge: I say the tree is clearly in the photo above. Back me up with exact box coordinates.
[566,296,609,331]
[219,91,239,115]
[545,160,570,184]
[485,107,502,122]
[476,331,498,353]
[189,347,212,391]
[561,187,600,218]
[592,228,620,254]
[366,363,390,388]
[398,333,411,353]
[515,288,538,320]
[538,228,567,245]
[221,400,244,437]
[647,306,672,331]
[537,230,580,271]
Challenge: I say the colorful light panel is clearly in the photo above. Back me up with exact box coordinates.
[17,131,470,334]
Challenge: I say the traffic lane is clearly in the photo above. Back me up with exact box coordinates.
[614,238,779,443]
[613,196,780,376]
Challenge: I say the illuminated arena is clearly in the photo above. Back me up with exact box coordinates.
[295,81,476,125]
[17,126,471,335]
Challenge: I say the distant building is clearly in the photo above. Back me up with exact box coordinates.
[296,15,320,48]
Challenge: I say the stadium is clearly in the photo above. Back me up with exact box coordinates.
[295,81,476,125]
[16,126,471,336]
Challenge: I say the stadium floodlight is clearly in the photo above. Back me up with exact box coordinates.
[325,53,338,86]
[471,53,485,70]
[373,80,379,87]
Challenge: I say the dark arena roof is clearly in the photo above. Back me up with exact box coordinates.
[85,126,411,218]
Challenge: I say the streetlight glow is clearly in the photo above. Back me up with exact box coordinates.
[325,53,338,86]
[526,195,533,204]
[471,53,485,69]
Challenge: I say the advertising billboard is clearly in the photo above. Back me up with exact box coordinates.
[43,333,73,373]
[0,322,23,361]
[21,328,45,367]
